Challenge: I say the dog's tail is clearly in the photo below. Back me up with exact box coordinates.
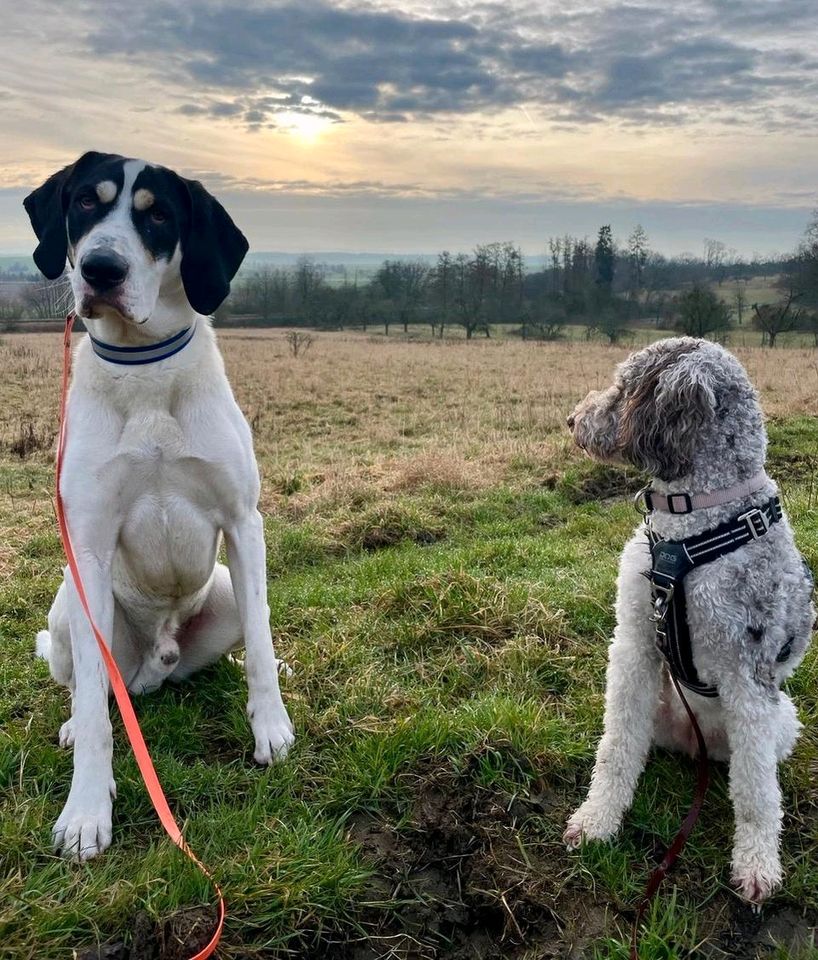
[35,629,52,662]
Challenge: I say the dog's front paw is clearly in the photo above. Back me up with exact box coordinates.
[732,847,782,906]
[564,801,622,849]
[52,782,116,861]
[248,700,294,764]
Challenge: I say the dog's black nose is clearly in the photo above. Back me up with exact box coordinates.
[566,413,576,429]
[81,250,129,291]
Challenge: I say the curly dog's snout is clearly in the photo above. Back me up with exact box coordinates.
[566,412,576,429]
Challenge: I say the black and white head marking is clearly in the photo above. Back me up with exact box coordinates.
[23,151,249,338]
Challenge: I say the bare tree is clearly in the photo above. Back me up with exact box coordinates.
[732,281,748,326]
[24,276,71,319]
[752,289,802,347]
[704,238,728,285]
[373,259,430,334]
[285,330,313,357]
[293,257,327,325]
[431,251,454,338]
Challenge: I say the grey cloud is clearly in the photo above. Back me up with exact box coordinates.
[74,0,818,131]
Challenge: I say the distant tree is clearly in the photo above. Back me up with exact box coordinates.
[627,224,649,300]
[587,298,630,344]
[431,251,454,337]
[547,237,562,295]
[752,288,802,347]
[674,284,732,338]
[452,252,491,339]
[732,281,748,326]
[373,259,429,334]
[235,265,291,322]
[293,257,327,325]
[24,276,70,319]
[704,238,728,285]
[594,225,615,293]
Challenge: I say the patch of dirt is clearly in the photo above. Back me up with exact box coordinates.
[708,902,818,958]
[76,907,217,960]
[561,465,644,504]
[74,761,818,960]
[327,760,609,960]
[358,523,444,552]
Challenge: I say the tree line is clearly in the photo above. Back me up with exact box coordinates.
[1,222,817,345]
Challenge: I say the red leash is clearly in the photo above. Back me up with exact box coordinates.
[55,313,224,959]
[629,673,710,959]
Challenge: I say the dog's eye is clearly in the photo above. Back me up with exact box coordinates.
[150,209,167,224]
[78,195,96,211]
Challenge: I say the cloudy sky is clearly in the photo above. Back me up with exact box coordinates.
[2,0,817,257]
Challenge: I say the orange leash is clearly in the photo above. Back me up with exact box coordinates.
[55,313,224,959]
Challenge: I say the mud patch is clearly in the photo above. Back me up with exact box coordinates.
[75,907,218,960]
[711,902,817,958]
[560,463,644,504]
[335,760,609,960]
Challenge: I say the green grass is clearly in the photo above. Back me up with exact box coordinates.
[1,421,817,959]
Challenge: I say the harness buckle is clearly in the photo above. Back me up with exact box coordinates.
[737,507,770,540]
[667,492,693,514]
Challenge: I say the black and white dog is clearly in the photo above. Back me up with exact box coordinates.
[25,151,294,860]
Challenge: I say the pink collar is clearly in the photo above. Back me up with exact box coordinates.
[637,470,770,515]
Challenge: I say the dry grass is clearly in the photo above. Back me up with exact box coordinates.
[3,327,818,531]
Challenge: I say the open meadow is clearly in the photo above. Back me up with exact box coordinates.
[1,329,817,959]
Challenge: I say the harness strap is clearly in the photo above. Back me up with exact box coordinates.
[647,496,782,697]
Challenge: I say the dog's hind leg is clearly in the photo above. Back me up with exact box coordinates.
[565,535,662,847]
[170,564,253,680]
[38,582,74,688]
[36,583,79,748]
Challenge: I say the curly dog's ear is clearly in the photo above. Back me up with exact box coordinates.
[619,343,716,480]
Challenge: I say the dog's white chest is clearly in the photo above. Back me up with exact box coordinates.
[113,410,225,597]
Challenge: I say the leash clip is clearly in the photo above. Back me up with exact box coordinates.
[650,583,674,623]
[634,485,651,518]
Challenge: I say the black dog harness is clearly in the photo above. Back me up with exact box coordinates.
[644,496,783,697]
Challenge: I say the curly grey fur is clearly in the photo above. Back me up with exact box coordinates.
[565,336,815,903]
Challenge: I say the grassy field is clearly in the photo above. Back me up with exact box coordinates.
[1,330,817,959]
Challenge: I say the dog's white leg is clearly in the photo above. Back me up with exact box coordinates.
[565,535,660,847]
[51,561,117,861]
[564,625,662,846]
[225,513,294,763]
[722,685,787,904]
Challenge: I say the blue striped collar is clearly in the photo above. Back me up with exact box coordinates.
[88,322,197,365]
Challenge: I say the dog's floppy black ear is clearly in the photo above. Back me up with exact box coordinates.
[23,151,109,279]
[179,179,249,316]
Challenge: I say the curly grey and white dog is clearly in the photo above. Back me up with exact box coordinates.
[563,336,814,904]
